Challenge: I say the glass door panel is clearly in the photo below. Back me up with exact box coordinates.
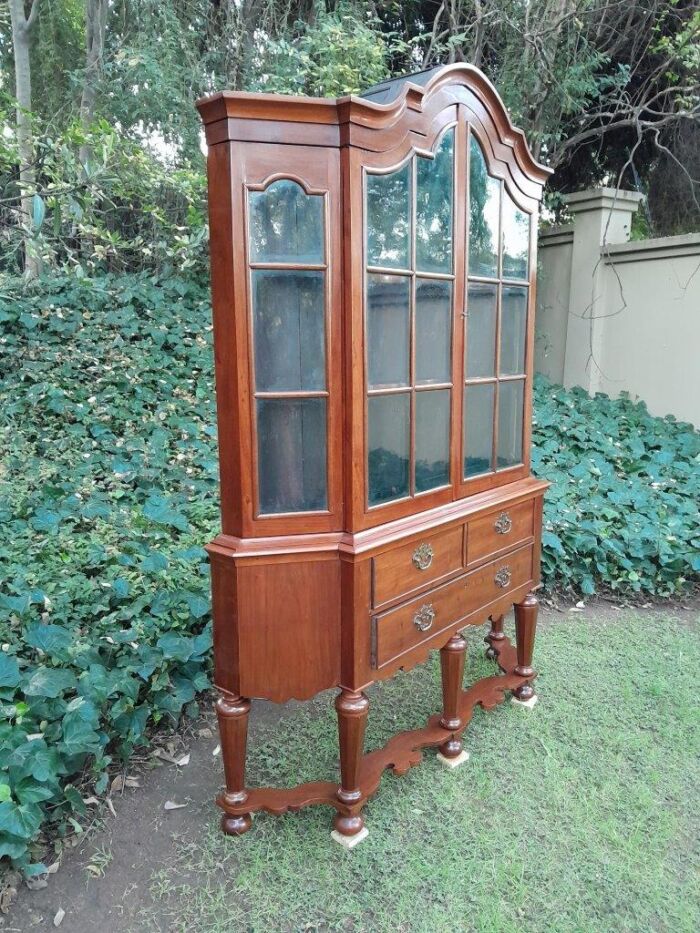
[465,282,497,378]
[502,191,530,279]
[497,380,525,468]
[415,279,451,384]
[257,398,327,513]
[415,390,450,492]
[416,132,454,273]
[463,383,495,477]
[499,285,527,376]
[367,274,410,389]
[249,180,324,264]
[368,394,410,505]
[252,271,325,391]
[366,166,411,269]
[468,137,500,277]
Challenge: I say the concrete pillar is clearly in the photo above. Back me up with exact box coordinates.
[561,188,644,393]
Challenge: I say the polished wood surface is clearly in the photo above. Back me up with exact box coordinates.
[199,64,550,840]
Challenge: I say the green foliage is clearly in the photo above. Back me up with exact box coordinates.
[532,375,700,597]
[0,272,216,873]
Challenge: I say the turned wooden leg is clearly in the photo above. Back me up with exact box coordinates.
[485,613,505,660]
[513,593,538,701]
[216,691,252,835]
[333,689,369,837]
[439,632,467,758]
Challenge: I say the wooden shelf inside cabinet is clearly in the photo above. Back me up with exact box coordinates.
[197,63,552,844]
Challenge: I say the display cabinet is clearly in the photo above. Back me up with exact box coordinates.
[197,63,551,845]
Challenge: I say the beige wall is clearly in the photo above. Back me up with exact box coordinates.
[535,188,700,426]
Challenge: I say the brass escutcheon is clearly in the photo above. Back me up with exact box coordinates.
[412,542,434,571]
[413,604,435,632]
[494,512,513,535]
[494,566,511,588]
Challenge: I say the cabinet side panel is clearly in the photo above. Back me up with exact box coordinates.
[236,557,341,702]
[209,552,240,695]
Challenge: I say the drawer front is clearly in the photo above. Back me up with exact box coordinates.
[372,525,464,608]
[372,545,534,669]
[467,499,535,566]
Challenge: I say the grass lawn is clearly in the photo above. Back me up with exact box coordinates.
[140,610,699,933]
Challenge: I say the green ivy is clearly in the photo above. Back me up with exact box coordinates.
[0,273,698,874]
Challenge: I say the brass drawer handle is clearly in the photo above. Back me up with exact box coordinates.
[412,542,434,571]
[494,512,512,535]
[413,604,435,632]
[494,566,511,589]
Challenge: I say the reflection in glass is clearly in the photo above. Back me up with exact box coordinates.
[502,192,530,279]
[252,271,325,392]
[463,383,495,477]
[249,180,323,264]
[497,379,524,469]
[468,137,500,277]
[366,165,411,268]
[416,279,452,384]
[366,274,410,388]
[500,286,528,376]
[466,282,497,377]
[368,393,410,505]
[257,398,327,513]
[416,129,454,274]
[415,390,450,492]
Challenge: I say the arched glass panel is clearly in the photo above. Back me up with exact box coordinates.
[249,180,324,264]
[502,191,530,279]
[366,165,411,268]
[468,137,500,277]
[416,129,454,274]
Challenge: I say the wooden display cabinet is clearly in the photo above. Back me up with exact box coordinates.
[197,64,552,845]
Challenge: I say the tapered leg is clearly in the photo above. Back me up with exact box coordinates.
[485,613,505,660]
[216,691,252,835]
[333,689,369,837]
[513,593,538,702]
[439,633,467,758]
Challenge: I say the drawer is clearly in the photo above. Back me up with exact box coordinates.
[372,525,464,608]
[372,544,534,669]
[467,499,535,566]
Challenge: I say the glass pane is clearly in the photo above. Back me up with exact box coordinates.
[252,271,325,392]
[249,180,323,264]
[366,274,410,389]
[468,136,500,277]
[466,282,497,378]
[416,129,454,273]
[257,398,327,513]
[366,165,411,269]
[415,390,450,492]
[500,285,528,376]
[463,383,494,478]
[368,393,410,505]
[497,380,524,469]
[502,192,530,279]
[416,279,452,384]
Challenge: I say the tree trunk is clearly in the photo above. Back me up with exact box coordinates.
[79,0,108,168]
[9,0,41,277]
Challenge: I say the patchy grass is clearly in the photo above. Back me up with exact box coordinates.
[143,612,699,933]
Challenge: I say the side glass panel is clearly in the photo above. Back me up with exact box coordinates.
[366,274,410,389]
[466,282,497,378]
[500,285,527,376]
[366,165,411,269]
[416,129,454,274]
[497,380,524,468]
[463,383,494,477]
[257,398,327,513]
[415,279,451,384]
[368,394,410,506]
[415,390,450,492]
[252,271,325,392]
[249,180,323,264]
[502,191,530,279]
[468,137,500,277]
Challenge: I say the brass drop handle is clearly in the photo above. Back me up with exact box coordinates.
[494,512,512,535]
[412,542,434,571]
[494,566,511,589]
[413,604,435,632]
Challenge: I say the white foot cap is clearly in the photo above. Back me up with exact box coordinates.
[511,694,538,709]
[331,826,369,850]
[436,749,470,769]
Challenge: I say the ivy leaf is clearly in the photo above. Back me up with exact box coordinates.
[0,654,20,688]
[156,634,194,663]
[24,624,73,656]
[0,801,43,838]
[183,592,209,619]
[23,668,78,698]
[143,497,189,532]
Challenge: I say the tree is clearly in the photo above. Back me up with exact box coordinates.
[79,0,107,167]
[8,0,41,276]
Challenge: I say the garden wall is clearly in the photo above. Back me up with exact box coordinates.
[535,188,700,426]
